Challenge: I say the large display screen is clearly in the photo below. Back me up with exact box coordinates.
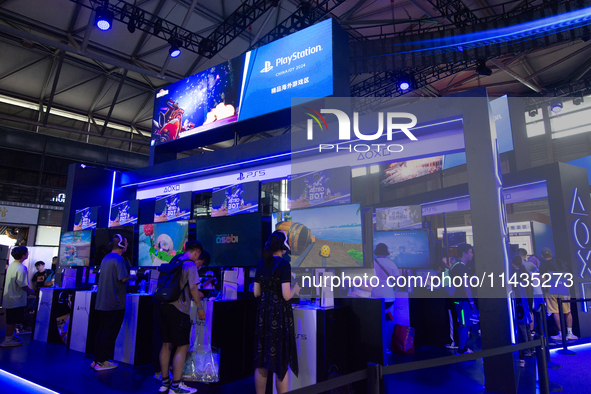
[151,19,334,145]
[211,181,259,217]
[195,213,262,267]
[138,221,189,267]
[283,204,363,268]
[375,205,422,231]
[372,230,431,269]
[73,207,98,230]
[59,230,92,267]
[154,192,192,222]
[109,200,139,227]
[288,167,351,209]
[381,157,443,187]
[93,226,135,266]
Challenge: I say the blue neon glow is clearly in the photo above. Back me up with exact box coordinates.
[550,341,591,353]
[573,218,590,249]
[384,7,591,56]
[110,171,116,208]
[399,82,410,91]
[96,19,111,31]
[0,369,60,394]
[127,118,465,188]
[503,180,547,190]
[571,187,588,216]
[170,48,181,58]
[577,250,591,279]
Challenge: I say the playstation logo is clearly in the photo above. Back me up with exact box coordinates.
[237,173,245,181]
[260,61,273,73]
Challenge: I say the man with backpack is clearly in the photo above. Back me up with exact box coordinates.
[157,241,208,394]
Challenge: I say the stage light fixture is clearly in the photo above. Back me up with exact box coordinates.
[127,16,136,33]
[476,59,492,76]
[550,98,563,113]
[169,38,182,58]
[153,19,162,36]
[397,73,412,91]
[574,95,584,106]
[95,6,114,31]
[528,107,538,117]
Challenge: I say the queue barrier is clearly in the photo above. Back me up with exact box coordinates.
[288,305,554,394]
[556,297,591,355]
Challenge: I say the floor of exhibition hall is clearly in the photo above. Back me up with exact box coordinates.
[0,334,589,393]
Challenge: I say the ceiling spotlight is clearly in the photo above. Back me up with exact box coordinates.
[169,38,182,58]
[127,17,136,33]
[95,6,114,31]
[528,107,538,117]
[550,98,563,113]
[574,95,584,106]
[397,73,412,91]
[476,59,492,76]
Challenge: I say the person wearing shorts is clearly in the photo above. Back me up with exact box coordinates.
[2,246,35,347]
[158,241,208,394]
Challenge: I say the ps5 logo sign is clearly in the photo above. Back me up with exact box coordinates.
[260,61,273,73]
[237,170,266,181]
[163,185,181,193]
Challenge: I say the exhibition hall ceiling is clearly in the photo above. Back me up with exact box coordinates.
[0,0,590,156]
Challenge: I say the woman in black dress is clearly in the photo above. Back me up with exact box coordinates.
[253,230,300,394]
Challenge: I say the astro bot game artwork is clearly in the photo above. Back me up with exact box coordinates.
[288,167,351,209]
[154,192,192,222]
[138,221,189,267]
[211,181,259,217]
[152,56,244,144]
[109,200,139,227]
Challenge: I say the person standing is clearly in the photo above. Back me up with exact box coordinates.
[31,261,55,290]
[450,243,477,355]
[1,246,35,347]
[372,243,400,300]
[539,248,578,340]
[254,230,300,394]
[158,241,206,394]
[92,235,136,371]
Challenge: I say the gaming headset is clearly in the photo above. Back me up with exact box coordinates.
[265,229,290,251]
[109,234,127,249]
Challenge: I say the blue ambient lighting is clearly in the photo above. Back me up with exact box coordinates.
[95,7,113,31]
[0,369,60,394]
[381,7,591,57]
[399,82,410,91]
[126,118,465,188]
[110,171,116,208]
[169,47,181,58]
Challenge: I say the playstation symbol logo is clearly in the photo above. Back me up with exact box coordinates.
[260,61,273,73]
[237,173,245,181]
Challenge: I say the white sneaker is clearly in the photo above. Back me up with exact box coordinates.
[550,333,562,341]
[0,338,22,347]
[94,360,118,371]
[445,342,458,349]
[179,382,197,393]
[90,361,96,369]
[567,333,579,340]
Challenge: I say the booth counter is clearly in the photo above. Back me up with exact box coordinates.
[34,287,76,345]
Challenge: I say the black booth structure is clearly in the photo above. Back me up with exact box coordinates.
[58,78,591,394]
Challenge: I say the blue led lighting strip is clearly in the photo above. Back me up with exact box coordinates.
[383,7,591,57]
[127,118,464,189]
[0,369,60,394]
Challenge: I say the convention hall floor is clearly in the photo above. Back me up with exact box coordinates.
[0,334,588,393]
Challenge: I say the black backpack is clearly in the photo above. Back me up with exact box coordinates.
[153,257,190,303]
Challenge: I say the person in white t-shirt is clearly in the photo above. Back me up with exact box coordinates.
[372,243,400,300]
[1,246,35,347]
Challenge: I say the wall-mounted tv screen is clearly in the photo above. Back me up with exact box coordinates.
[288,166,351,209]
[211,181,259,217]
[195,213,262,267]
[93,226,135,267]
[282,204,363,268]
[372,230,431,269]
[151,19,335,146]
[380,157,443,187]
[138,221,189,267]
[59,230,92,267]
[109,200,139,227]
[73,207,99,230]
[375,205,422,231]
[154,192,192,222]
[442,232,467,248]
